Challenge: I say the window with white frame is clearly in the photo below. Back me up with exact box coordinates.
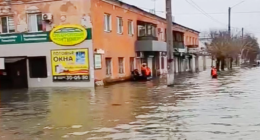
[117,17,123,34]
[104,13,112,32]
[105,58,112,76]
[28,13,42,32]
[161,28,165,41]
[118,57,124,74]
[128,20,134,35]
[1,16,15,33]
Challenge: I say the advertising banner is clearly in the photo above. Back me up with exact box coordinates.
[51,49,89,81]
[50,24,87,46]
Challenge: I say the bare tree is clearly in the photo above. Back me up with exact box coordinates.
[205,30,259,70]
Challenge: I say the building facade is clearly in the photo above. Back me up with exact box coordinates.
[91,0,199,84]
[0,0,199,89]
[0,0,95,88]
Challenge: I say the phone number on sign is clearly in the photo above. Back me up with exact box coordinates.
[66,75,89,80]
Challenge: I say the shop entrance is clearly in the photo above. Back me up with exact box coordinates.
[0,57,28,90]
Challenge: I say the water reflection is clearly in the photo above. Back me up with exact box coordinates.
[1,67,260,139]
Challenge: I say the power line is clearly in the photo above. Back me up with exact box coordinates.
[174,11,260,15]
[184,0,227,26]
[231,0,249,8]
[184,0,243,30]
[138,2,242,30]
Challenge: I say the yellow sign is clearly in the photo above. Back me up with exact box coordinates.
[50,25,87,46]
[51,49,89,81]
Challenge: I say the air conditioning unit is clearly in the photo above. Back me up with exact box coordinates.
[136,52,144,58]
[42,13,53,21]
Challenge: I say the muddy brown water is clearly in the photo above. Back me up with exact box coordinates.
[1,67,260,140]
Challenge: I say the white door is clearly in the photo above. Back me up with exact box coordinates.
[147,57,153,76]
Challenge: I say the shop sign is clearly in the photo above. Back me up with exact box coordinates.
[0,28,91,45]
[94,54,102,69]
[50,25,87,46]
[51,48,90,81]
[0,32,50,44]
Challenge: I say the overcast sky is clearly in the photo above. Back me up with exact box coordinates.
[123,0,260,38]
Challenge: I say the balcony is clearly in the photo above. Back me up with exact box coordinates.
[187,44,199,48]
[135,20,166,52]
[174,42,185,49]
[135,40,167,52]
[137,21,158,41]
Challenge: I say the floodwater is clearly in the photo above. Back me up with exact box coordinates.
[1,67,260,140]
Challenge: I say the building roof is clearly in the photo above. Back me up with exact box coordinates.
[110,0,200,33]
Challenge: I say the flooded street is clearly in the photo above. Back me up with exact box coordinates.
[1,67,260,140]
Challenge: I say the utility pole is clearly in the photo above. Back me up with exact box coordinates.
[166,0,174,86]
[242,27,244,38]
[228,7,231,34]
[151,0,156,14]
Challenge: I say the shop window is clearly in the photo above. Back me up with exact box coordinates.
[28,56,47,78]
[130,57,135,71]
[104,13,112,32]
[128,20,134,35]
[28,13,42,32]
[117,17,123,34]
[118,57,124,74]
[105,58,112,76]
[1,16,15,33]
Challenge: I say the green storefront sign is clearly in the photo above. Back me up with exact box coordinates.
[0,32,50,44]
[0,28,92,45]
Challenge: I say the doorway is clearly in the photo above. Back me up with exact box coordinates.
[0,57,28,90]
[147,57,153,76]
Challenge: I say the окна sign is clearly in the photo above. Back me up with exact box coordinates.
[50,25,87,46]
[51,49,90,81]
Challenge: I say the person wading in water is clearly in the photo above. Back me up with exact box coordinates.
[141,63,151,78]
[211,66,217,78]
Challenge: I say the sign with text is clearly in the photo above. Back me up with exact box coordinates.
[0,32,50,44]
[51,49,90,81]
[0,28,92,45]
[94,54,102,69]
[50,25,87,46]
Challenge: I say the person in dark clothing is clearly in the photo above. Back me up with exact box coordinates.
[131,69,140,80]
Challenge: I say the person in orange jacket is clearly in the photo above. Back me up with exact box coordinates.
[141,63,146,76]
[146,66,151,77]
[141,63,151,77]
[211,66,217,78]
